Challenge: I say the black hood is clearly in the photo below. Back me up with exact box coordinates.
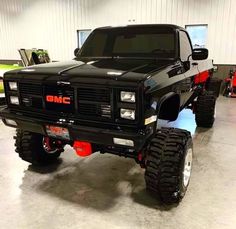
[4,58,174,83]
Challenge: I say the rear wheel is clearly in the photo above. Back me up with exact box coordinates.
[145,128,193,204]
[207,77,222,97]
[195,92,216,128]
[14,129,64,165]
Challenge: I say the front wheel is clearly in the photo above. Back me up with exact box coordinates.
[145,128,193,204]
[14,129,64,165]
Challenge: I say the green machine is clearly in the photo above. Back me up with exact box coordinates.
[0,65,22,104]
[0,65,22,91]
[0,49,50,105]
[18,49,50,67]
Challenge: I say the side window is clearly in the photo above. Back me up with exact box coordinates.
[80,32,107,57]
[77,30,92,48]
[179,31,192,61]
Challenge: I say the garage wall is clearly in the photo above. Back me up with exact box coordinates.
[0,0,236,65]
[0,0,84,61]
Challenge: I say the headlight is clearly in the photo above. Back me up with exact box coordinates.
[5,119,17,127]
[120,108,135,120]
[120,91,135,103]
[9,82,18,91]
[9,96,19,105]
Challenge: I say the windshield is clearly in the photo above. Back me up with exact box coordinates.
[78,27,176,59]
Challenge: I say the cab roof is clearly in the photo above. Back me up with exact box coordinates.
[96,24,184,31]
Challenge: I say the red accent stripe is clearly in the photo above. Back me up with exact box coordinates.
[194,70,209,84]
[232,72,236,86]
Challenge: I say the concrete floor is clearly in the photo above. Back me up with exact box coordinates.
[1,96,236,229]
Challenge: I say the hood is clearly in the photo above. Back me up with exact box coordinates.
[4,58,174,83]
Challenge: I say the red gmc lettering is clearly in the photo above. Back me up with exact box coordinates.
[46,95,71,104]
[63,97,70,104]
[54,96,63,103]
[46,95,54,102]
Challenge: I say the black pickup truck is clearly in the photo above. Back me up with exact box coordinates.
[1,24,221,204]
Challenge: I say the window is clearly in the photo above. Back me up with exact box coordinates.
[185,24,208,49]
[79,27,177,59]
[113,33,175,57]
[179,31,192,61]
[77,30,92,48]
[80,31,108,57]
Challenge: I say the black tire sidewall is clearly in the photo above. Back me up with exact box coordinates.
[15,129,62,165]
[195,92,216,128]
[144,128,193,204]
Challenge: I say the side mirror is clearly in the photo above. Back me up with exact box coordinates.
[192,48,208,60]
[74,48,80,57]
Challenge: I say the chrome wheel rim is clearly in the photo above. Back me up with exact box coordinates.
[183,148,193,187]
[42,137,58,154]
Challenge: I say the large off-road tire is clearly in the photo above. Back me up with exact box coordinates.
[14,129,64,165]
[145,128,193,204]
[195,92,216,128]
[206,77,222,97]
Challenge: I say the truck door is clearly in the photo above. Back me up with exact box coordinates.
[178,30,196,106]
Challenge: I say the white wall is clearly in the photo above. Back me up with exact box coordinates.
[0,0,236,64]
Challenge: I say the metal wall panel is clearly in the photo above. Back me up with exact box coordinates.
[0,0,236,64]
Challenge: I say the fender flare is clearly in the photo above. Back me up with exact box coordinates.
[157,92,180,121]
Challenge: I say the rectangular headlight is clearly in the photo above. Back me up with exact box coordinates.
[9,82,18,91]
[120,108,135,120]
[9,96,19,105]
[113,138,134,147]
[5,119,17,127]
[120,91,135,103]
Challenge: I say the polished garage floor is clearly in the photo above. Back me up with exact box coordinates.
[0,96,236,229]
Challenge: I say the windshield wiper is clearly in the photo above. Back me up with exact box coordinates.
[111,56,175,61]
[77,56,113,59]
[77,56,175,61]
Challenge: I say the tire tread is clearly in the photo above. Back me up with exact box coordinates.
[145,128,192,204]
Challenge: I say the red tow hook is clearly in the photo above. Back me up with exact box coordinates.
[138,153,142,162]
[73,141,92,157]
[138,152,146,168]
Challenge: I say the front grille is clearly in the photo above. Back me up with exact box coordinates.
[19,83,43,109]
[16,82,112,120]
[78,88,110,102]
[20,83,42,95]
[44,85,75,113]
[77,87,111,119]
[78,104,112,118]
[22,96,43,109]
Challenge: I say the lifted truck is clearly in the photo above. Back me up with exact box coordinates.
[0,24,220,204]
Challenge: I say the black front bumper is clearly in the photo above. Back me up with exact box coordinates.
[0,108,152,151]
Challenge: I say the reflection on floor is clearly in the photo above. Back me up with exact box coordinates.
[0,96,236,229]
